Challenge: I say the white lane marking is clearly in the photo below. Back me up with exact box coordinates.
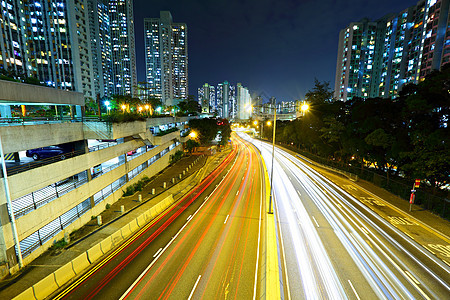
[405,270,420,285]
[153,248,162,258]
[187,215,192,221]
[360,226,369,235]
[224,214,229,224]
[236,190,239,196]
[188,275,202,300]
[274,200,292,300]
[312,216,320,228]
[404,232,415,240]
[119,151,240,300]
[297,190,301,197]
[348,280,360,300]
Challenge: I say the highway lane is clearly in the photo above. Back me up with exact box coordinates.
[53,134,266,300]
[241,133,450,300]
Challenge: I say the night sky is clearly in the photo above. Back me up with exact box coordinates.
[133,0,416,102]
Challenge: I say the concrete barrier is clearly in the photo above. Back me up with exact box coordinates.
[54,261,76,287]
[136,214,146,227]
[100,236,113,254]
[71,252,90,275]
[12,287,35,300]
[87,243,103,263]
[32,273,58,300]
[111,230,123,245]
[120,224,132,239]
[129,219,139,233]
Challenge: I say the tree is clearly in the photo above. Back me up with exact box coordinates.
[185,139,200,153]
[304,79,334,104]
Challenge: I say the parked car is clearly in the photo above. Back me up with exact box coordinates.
[127,150,137,156]
[26,146,66,161]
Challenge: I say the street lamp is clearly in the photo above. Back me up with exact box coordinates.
[104,101,111,115]
[189,131,197,138]
[121,104,126,113]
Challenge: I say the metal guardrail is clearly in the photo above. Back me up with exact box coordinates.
[0,116,103,126]
[295,154,359,182]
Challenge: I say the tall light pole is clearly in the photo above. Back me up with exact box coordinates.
[268,101,277,214]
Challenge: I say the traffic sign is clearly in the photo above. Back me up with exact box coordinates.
[414,179,420,188]
[410,193,415,204]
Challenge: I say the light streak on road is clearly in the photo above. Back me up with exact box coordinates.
[240,133,450,300]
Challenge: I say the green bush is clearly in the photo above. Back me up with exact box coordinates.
[169,150,184,165]
[50,239,67,250]
[122,176,151,196]
[123,185,135,196]
[102,112,146,124]
[155,127,179,136]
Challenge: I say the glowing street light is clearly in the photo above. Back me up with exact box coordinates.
[138,106,143,112]
[301,103,309,112]
[121,104,126,113]
[189,131,197,138]
[253,120,258,126]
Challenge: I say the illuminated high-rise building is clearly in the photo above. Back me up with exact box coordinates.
[419,0,450,79]
[198,83,214,114]
[109,0,137,96]
[0,0,99,99]
[88,0,112,98]
[216,81,235,119]
[334,18,378,101]
[144,11,188,106]
[335,0,449,101]
[236,83,251,120]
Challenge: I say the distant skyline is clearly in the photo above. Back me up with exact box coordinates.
[134,0,417,101]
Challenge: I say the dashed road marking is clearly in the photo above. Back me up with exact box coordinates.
[388,216,416,226]
[427,244,450,258]
[312,216,320,227]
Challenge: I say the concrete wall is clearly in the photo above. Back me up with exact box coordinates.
[0,141,180,261]
[0,123,85,154]
[0,139,143,200]
[0,80,84,106]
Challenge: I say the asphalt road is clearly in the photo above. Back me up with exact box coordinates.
[52,134,265,300]
[241,133,450,300]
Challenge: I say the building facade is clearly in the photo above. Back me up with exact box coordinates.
[198,83,215,114]
[236,83,251,120]
[0,0,137,100]
[109,0,137,96]
[198,81,236,119]
[144,11,188,106]
[335,0,450,101]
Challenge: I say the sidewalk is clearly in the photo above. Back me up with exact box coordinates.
[0,146,232,299]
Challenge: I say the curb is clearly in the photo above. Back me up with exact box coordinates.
[260,151,281,300]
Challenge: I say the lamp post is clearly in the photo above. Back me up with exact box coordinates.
[268,102,277,214]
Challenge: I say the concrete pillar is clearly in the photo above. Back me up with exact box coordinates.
[152,188,155,195]
[163,182,167,188]
[97,215,102,226]
[121,205,125,214]
[172,178,175,183]
[179,174,182,179]
[138,194,142,202]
